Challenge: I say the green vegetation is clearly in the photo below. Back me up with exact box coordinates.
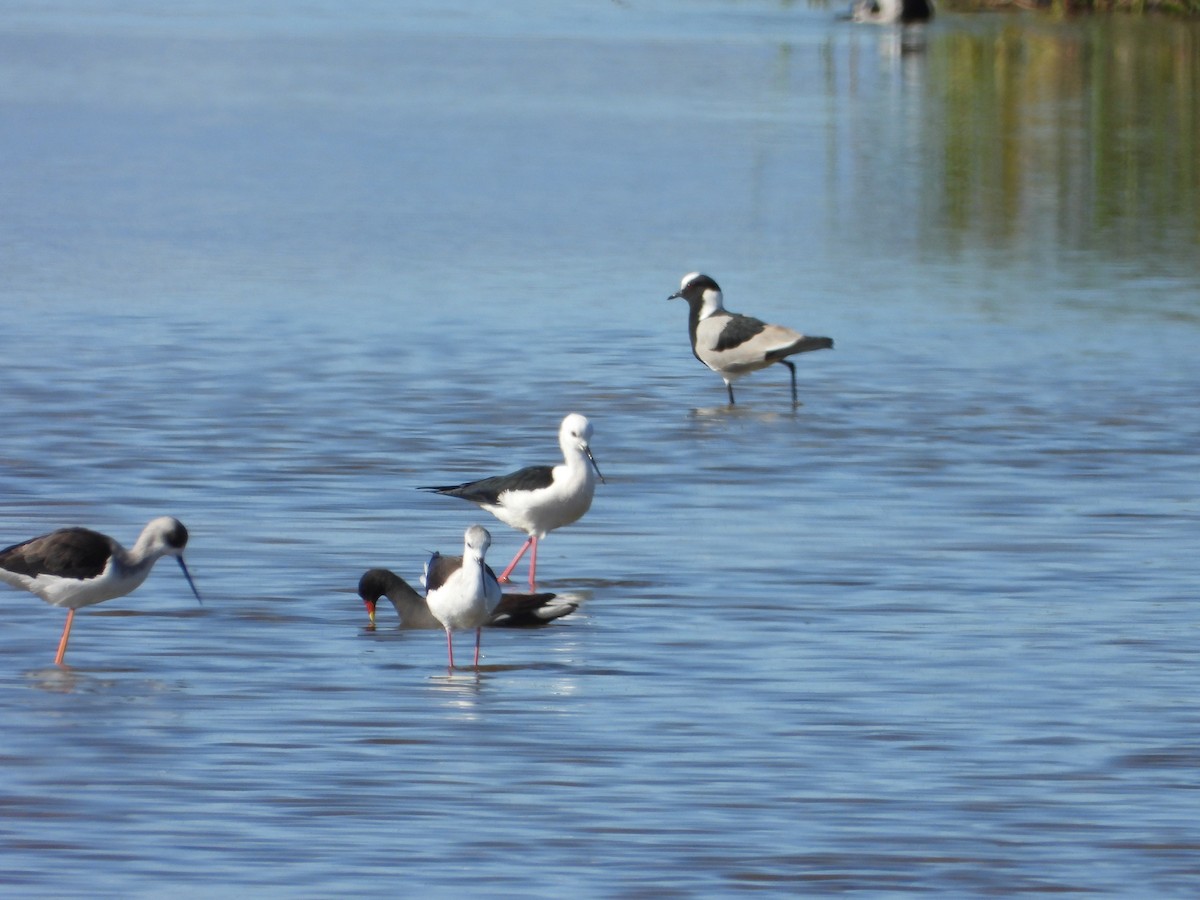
[943,0,1200,14]
[914,20,1200,267]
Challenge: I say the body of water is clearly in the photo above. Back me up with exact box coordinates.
[1,2,1198,895]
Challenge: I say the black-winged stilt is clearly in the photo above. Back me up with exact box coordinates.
[419,413,603,590]
[423,524,504,668]
[0,516,201,665]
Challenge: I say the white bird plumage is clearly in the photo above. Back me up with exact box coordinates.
[423,524,504,668]
[419,413,603,589]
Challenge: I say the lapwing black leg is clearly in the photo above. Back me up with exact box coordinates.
[782,360,798,405]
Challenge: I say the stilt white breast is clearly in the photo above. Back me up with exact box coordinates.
[422,525,504,668]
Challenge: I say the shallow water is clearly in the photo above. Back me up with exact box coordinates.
[2,2,1199,895]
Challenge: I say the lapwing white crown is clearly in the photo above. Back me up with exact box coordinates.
[0,516,201,666]
[358,568,578,629]
[422,524,504,668]
[419,413,603,590]
[668,272,833,406]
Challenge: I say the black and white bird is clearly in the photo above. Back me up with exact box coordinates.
[423,525,504,668]
[0,516,201,665]
[848,0,934,23]
[357,568,578,629]
[419,413,603,590]
[669,272,833,406]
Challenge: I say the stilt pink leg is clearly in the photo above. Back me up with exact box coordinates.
[474,627,482,666]
[498,536,533,583]
[527,536,539,590]
[55,609,75,666]
[445,628,455,669]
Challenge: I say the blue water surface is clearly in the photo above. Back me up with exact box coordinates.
[1,2,1198,895]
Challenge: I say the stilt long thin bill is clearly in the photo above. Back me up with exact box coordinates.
[586,447,605,483]
[177,556,202,604]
